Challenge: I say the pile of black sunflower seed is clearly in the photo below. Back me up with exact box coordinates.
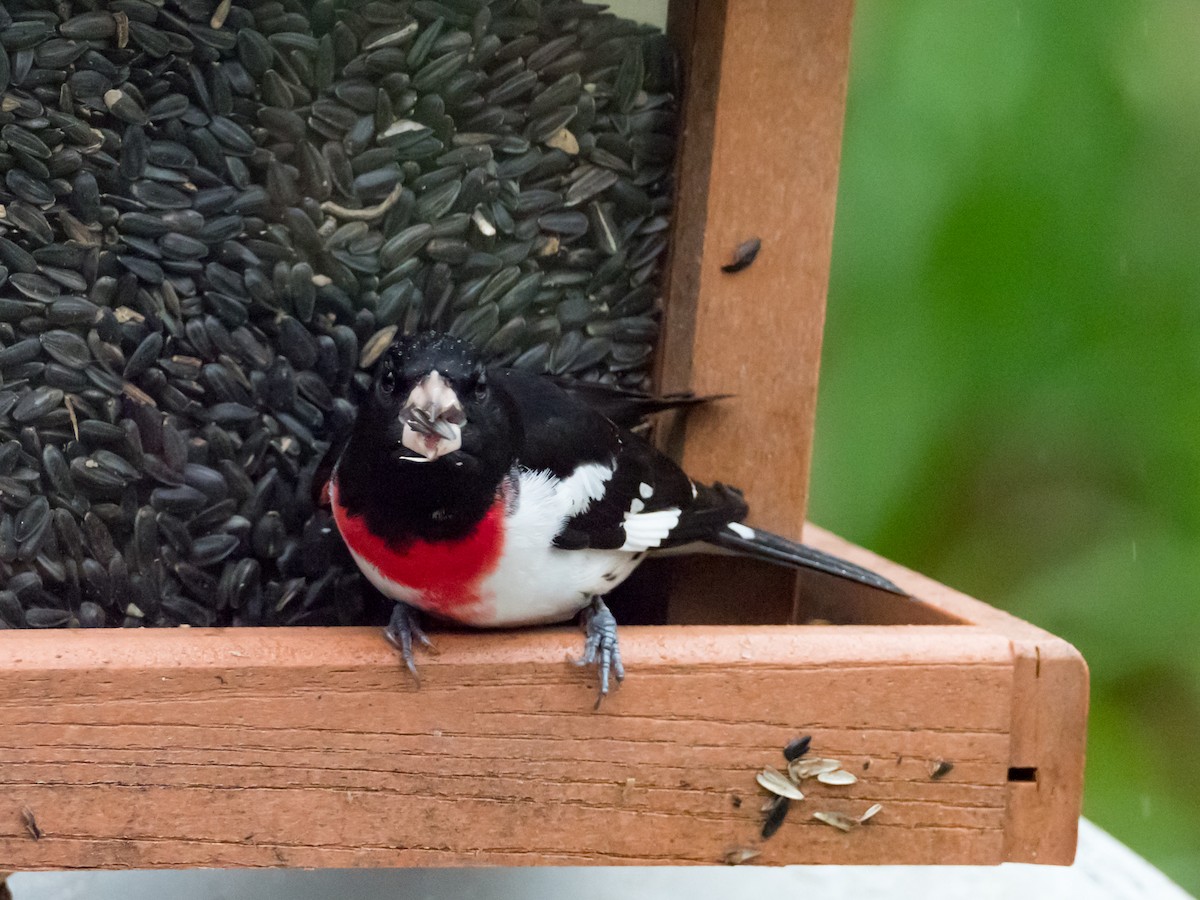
[0,0,676,629]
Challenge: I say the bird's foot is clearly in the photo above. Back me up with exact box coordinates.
[570,597,624,709]
[384,602,436,685]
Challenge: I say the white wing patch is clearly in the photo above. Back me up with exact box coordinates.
[557,461,614,516]
[727,522,756,540]
[639,482,653,499]
[620,507,681,551]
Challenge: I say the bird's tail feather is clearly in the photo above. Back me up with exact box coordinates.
[551,377,730,429]
[711,524,907,596]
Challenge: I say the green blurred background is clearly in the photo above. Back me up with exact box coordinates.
[808,0,1200,890]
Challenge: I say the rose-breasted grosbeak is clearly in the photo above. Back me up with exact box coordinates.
[332,332,902,705]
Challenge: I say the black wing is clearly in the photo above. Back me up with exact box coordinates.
[493,368,744,552]
[493,368,906,595]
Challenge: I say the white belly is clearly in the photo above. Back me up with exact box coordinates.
[471,468,643,627]
[474,542,641,627]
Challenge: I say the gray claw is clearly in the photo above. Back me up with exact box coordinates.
[384,602,435,685]
[571,598,624,709]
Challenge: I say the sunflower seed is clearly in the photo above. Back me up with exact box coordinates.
[722,237,761,274]
[25,607,71,628]
[538,210,589,236]
[564,166,619,207]
[77,600,106,627]
[151,484,209,514]
[813,811,858,833]
[858,803,883,823]
[191,532,239,566]
[756,767,805,801]
[817,769,858,786]
[82,512,117,564]
[12,386,63,422]
[0,590,21,627]
[930,760,954,780]
[2,124,50,160]
[6,168,55,206]
[15,496,49,543]
[359,326,399,369]
[761,795,789,840]
[103,89,148,125]
[788,757,843,781]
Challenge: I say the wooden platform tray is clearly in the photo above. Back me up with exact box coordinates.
[0,528,1086,870]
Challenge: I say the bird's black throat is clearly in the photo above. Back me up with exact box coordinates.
[335,389,519,545]
[336,434,502,544]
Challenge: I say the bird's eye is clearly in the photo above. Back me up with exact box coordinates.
[380,368,396,393]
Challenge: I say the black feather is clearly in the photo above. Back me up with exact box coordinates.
[711,526,905,595]
[550,377,727,429]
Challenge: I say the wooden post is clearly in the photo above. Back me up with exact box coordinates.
[659,0,854,530]
[658,0,856,622]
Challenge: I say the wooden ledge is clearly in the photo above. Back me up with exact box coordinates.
[0,528,1086,870]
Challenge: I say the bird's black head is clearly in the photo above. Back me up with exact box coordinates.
[367,332,482,462]
[338,332,519,541]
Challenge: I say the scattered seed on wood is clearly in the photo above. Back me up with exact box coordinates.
[812,811,857,833]
[813,803,882,832]
[721,237,761,273]
[756,766,804,801]
[817,769,858,786]
[783,735,812,761]
[930,760,954,780]
[621,777,636,803]
[788,757,842,780]
[21,807,41,840]
[723,847,761,866]
[761,795,789,840]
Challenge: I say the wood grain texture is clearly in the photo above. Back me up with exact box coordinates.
[0,625,1016,870]
[657,0,854,536]
[657,0,854,625]
[802,524,1089,864]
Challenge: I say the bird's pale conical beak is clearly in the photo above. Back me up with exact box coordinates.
[398,371,465,461]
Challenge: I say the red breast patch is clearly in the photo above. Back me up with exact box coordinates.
[330,477,505,616]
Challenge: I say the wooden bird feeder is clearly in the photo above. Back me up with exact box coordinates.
[0,0,1087,873]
